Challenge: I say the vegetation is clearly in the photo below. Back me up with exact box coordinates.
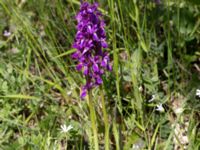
[0,0,200,149]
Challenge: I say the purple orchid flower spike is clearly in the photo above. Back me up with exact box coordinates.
[72,2,112,98]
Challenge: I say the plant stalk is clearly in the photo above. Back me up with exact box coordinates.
[88,90,99,150]
[100,86,109,150]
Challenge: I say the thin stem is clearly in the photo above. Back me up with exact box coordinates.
[88,90,99,150]
[100,86,109,150]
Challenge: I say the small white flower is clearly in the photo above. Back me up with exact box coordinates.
[3,30,11,37]
[174,107,183,114]
[132,144,140,150]
[67,91,72,96]
[60,124,73,133]
[138,86,143,92]
[155,103,164,112]
[148,95,156,102]
[196,89,200,98]
[131,139,145,150]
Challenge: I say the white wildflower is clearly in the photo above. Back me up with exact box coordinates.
[67,91,72,96]
[60,124,73,133]
[196,89,200,98]
[132,144,140,150]
[3,30,11,37]
[131,139,145,150]
[155,103,164,112]
[174,107,183,114]
[148,95,155,102]
[138,86,143,92]
[182,135,189,144]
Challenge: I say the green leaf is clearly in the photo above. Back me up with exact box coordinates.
[53,48,76,58]
[0,94,39,100]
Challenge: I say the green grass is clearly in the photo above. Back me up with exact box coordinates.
[0,0,200,149]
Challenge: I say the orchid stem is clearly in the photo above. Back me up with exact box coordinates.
[88,90,99,150]
[100,86,110,150]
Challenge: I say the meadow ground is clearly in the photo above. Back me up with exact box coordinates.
[0,0,200,149]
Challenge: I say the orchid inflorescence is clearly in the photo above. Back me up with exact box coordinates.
[72,2,112,98]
